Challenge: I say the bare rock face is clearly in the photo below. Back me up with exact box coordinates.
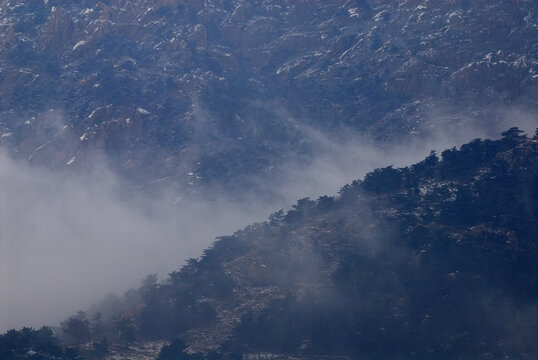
[148,0,186,8]
[230,3,252,23]
[183,0,205,12]
[190,24,207,48]
[38,7,74,52]
[385,59,446,97]
[1,25,16,47]
[0,70,35,97]
[0,0,536,194]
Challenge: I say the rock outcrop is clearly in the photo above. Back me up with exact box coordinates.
[0,0,535,194]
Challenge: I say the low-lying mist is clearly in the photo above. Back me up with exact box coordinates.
[268,106,537,203]
[0,156,272,332]
[0,106,535,332]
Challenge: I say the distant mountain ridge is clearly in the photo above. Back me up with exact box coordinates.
[0,0,536,193]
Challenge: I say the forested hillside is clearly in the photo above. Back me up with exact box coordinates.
[25,129,534,360]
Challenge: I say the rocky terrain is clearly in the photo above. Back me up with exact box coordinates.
[0,0,536,193]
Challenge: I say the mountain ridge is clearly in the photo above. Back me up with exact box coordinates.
[0,0,536,194]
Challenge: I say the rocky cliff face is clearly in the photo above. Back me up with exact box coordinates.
[0,0,536,193]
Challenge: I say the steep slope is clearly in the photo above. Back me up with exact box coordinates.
[0,0,536,193]
[81,129,538,359]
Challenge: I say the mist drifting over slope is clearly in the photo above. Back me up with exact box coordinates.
[269,107,538,202]
[0,154,271,331]
[1,106,535,331]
